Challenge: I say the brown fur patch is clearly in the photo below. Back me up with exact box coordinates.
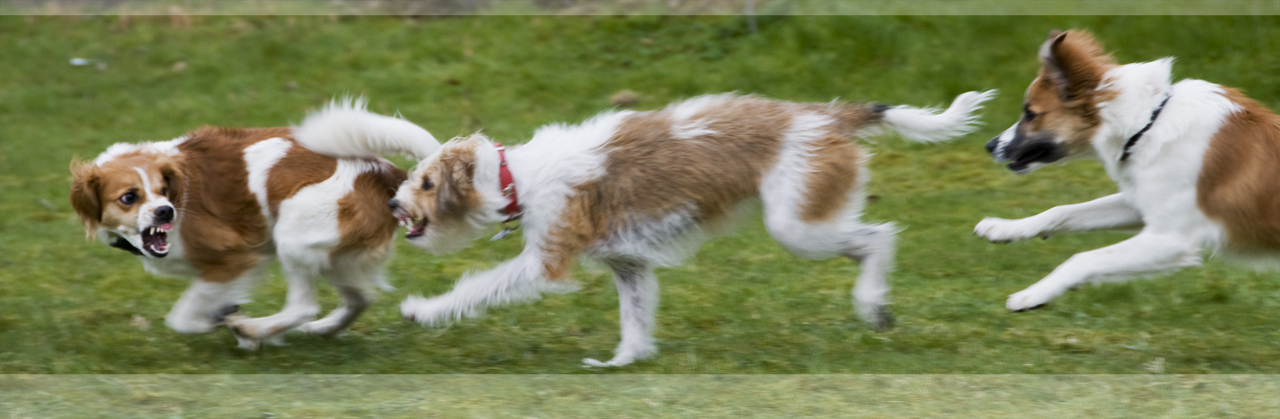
[400,137,484,230]
[434,139,483,222]
[799,132,862,222]
[539,97,881,279]
[1023,30,1119,155]
[70,160,104,235]
[334,164,408,257]
[1196,88,1280,251]
[171,127,281,283]
[265,141,338,216]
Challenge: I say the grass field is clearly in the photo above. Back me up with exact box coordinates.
[2,15,1280,377]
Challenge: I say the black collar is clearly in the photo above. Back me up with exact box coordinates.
[1119,94,1172,162]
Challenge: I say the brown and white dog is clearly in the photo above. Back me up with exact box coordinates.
[305,91,994,366]
[70,102,439,348]
[978,30,1280,311]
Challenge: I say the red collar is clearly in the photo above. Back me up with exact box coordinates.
[495,143,522,221]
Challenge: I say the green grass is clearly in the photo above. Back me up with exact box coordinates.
[2,15,1280,375]
[4,375,1280,418]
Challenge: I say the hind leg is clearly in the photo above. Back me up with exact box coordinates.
[767,213,898,330]
[761,135,895,329]
[840,223,897,330]
[224,256,322,349]
[297,255,383,336]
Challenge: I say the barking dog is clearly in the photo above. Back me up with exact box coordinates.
[979,29,1280,311]
[308,91,993,366]
[70,103,439,348]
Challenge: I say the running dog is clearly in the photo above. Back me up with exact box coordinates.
[70,103,439,348]
[979,30,1280,311]
[304,91,993,366]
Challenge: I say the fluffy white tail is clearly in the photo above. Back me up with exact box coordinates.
[293,98,441,160]
[878,90,997,143]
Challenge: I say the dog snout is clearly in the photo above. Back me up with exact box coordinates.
[154,206,175,223]
[985,137,999,155]
[388,198,399,210]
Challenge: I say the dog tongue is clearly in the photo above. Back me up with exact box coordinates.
[407,224,426,238]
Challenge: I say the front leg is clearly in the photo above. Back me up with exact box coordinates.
[584,259,659,368]
[224,260,321,350]
[401,251,577,326]
[976,193,1142,243]
[165,276,256,335]
[1006,231,1201,311]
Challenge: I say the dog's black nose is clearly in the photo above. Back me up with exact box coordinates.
[985,137,999,155]
[154,206,175,223]
[388,198,399,210]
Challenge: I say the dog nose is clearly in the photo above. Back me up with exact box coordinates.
[388,198,399,210]
[154,206,175,223]
[985,137,999,155]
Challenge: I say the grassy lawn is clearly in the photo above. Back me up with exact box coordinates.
[4,375,1279,418]
[2,15,1279,376]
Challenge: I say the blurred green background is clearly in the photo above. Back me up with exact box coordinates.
[1,15,1279,374]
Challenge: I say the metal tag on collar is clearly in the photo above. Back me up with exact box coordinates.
[491,221,521,241]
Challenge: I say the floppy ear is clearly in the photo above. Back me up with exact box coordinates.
[434,146,477,220]
[1039,29,1114,101]
[156,155,187,205]
[69,161,102,238]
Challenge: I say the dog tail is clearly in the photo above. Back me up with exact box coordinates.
[293,97,441,160]
[873,90,996,143]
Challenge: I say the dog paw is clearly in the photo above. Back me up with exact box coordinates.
[400,296,456,326]
[212,305,241,324]
[165,315,218,335]
[974,218,1046,243]
[583,357,633,368]
[295,320,340,336]
[1006,287,1057,312]
[223,314,260,350]
[870,306,895,331]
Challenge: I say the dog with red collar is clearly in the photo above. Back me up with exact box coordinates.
[308,91,994,366]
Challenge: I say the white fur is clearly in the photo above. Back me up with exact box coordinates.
[243,138,293,225]
[381,92,991,367]
[878,90,997,142]
[979,58,1246,311]
[94,136,187,166]
[294,97,441,160]
[220,159,395,349]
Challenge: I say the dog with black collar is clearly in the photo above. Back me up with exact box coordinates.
[979,29,1280,311]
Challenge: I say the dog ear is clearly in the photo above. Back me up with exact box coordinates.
[434,146,477,220]
[69,160,102,238]
[1039,29,1113,102]
[157,155,187,205]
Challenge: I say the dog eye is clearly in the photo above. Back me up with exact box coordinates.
[120,192,138,205]
[422,178,434,190]
[1023,106,1037,122]
[161,187,169,196]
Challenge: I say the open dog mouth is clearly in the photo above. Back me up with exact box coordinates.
[140,224,172,257]
[398,216,428,239]
[1007,142,1061,172]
